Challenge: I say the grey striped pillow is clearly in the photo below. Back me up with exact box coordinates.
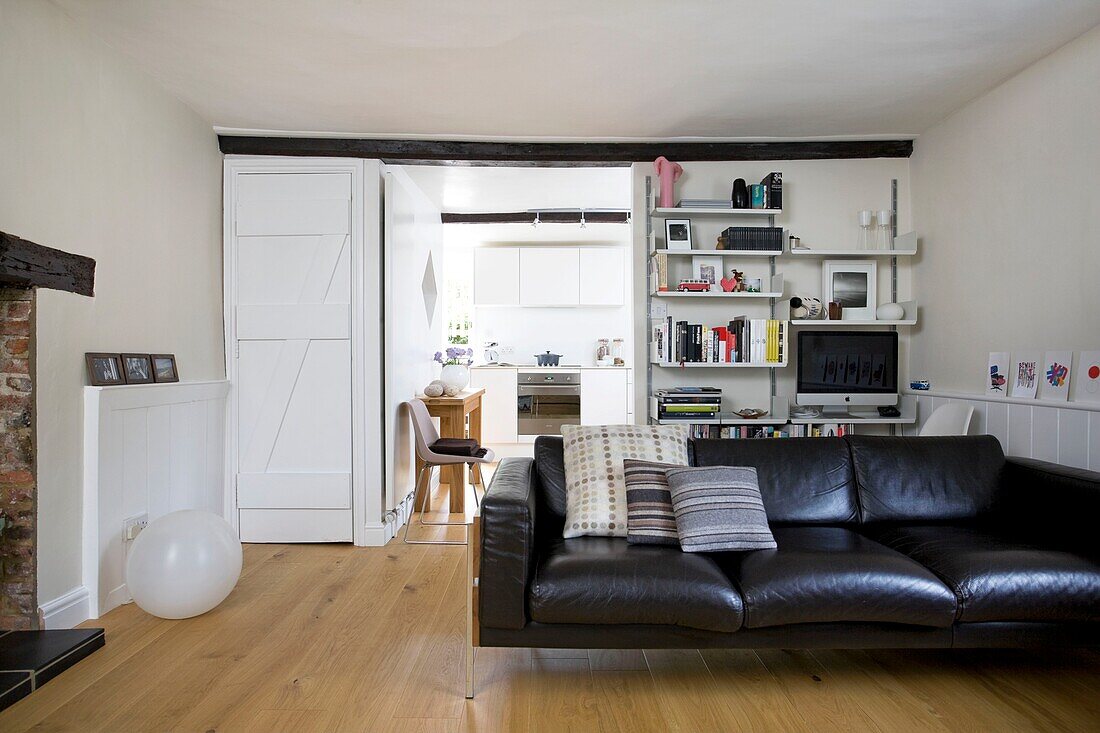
[624,460,680,546]
[665,466,776,553]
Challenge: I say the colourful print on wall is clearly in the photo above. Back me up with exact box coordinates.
[1038,350,1072,401]
[1011,353,1039,399]
[1071,351,1100,403]
[986,352,1009,397]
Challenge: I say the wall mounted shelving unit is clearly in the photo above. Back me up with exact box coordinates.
[644,176,917,433]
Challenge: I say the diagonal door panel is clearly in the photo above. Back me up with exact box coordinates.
[239,339,309,473]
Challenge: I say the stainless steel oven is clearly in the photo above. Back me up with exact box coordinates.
[517,371,581,436]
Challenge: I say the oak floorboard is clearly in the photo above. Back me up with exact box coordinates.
[2,542,1098,733]
[643,649,738,732]
[589,649,648,671]
[753,649,885,731]
[699,648,812,732]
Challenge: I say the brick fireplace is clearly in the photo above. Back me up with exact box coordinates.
[0,231,94,631]
[0,286,35,629]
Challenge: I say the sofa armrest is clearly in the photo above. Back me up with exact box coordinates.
[1000,457,1100,555]
[478,456,537,630]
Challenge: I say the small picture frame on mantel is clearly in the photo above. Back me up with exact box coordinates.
[151,354,179,383]
[85,353,125,386]
[121,353,155,384]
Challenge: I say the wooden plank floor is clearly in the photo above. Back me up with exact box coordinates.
[3,496,1099,730]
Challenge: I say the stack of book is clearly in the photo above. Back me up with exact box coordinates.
[650,316,786,365]
[652,387,721,422]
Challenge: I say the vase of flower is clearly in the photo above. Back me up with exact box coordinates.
[434,346,474,392]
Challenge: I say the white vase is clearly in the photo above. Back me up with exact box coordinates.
[439,364,470,392]
[876,302,905,321]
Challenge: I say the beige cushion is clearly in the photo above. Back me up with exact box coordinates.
[561,424,689,538]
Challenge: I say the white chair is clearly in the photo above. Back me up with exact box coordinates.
[403,399,495,545]
[919,403,975,436]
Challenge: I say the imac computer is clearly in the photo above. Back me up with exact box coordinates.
[796,331,898,418]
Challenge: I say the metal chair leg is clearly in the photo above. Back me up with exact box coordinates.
[403,463,466,545]
[417,464,472,527]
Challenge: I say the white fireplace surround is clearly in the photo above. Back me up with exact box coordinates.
[81,380,229,621]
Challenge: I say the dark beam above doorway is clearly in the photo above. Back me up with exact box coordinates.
[218,136,913,166]
[441,211,630,224]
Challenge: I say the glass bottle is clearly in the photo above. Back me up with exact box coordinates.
[876,209,893,250]
[857,210,873,250]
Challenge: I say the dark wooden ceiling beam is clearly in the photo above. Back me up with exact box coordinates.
[219,136,912,164]
[441,211,629,224]
[0,231,96,296]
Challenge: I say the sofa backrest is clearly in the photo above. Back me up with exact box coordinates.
[690,438,860,524]
[534,436,569,535]
[847,435,1005,523]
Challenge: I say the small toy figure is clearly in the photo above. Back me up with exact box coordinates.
[719,269,744,292]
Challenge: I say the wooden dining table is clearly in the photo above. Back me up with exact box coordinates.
[415,387,485,514]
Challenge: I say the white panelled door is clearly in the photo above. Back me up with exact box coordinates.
[232,171,355,542]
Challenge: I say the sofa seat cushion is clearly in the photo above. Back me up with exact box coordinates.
[718,527,957,629]
[529,537,744,632]
[868,524,1100,623]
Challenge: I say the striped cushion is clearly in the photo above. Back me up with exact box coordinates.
[665,466,777,553]
[623,460,680,546]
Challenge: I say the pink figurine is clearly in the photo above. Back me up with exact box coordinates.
[653,157,684,209]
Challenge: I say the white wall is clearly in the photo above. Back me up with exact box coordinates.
[0,1,224,604]
[631,159,913,417]
[910,24,1100,394]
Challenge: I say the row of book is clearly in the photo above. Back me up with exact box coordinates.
[652,387,721,422]
[717,226,784,252]
[650,317,787,364]
[673,423,856,439]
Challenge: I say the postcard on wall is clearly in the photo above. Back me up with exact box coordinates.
[986,352,1009,397]
[1010,353,1039,399]
[1038,350,1072,401]
[1071,351,1100,403]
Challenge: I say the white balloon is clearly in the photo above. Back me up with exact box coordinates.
[126,510,242,619]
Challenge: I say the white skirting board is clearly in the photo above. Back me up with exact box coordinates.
[39,586,91,630]
[83,380,230,620]
[901,389,1100,470]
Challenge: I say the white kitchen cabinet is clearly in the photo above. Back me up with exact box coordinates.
[581,369,630,425]
[520,248,580,306]
[579,248,625,306]
[473,248,520,305]
[470,367,518,443]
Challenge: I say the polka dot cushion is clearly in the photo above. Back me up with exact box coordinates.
[560,424,689,538]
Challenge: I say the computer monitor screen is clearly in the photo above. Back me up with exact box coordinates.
[797,331,898,407]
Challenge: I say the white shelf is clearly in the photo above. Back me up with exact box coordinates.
[787,395,917,425]
[652,291,783,299]
[651,361,787,368]
[788,231,918,257]
[651,248,782,258]
[655,416,788,426]
[651,207,781,218]
[790,319,917,327]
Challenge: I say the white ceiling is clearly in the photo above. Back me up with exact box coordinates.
[54,0,1100,140]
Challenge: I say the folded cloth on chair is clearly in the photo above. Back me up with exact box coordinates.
[431,438,487,458]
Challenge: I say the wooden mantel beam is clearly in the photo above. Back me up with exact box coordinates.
[218,136,913,165]
[0,231,96,296]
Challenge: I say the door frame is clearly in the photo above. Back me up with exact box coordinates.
[223,156,383,546]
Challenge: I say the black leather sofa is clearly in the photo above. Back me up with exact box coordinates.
[474,435,1100,652]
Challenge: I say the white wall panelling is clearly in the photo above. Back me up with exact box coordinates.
[902,390,1100,470]
[83,380,229,620]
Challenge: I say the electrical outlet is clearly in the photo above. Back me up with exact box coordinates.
[123,513,148,542]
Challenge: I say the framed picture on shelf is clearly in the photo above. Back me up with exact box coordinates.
[822,260,877,320]
[121,353,154,384]
[85,353,125,386]
[151,354,179,383]
[691,255,723,285]
[664,219,692,251]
